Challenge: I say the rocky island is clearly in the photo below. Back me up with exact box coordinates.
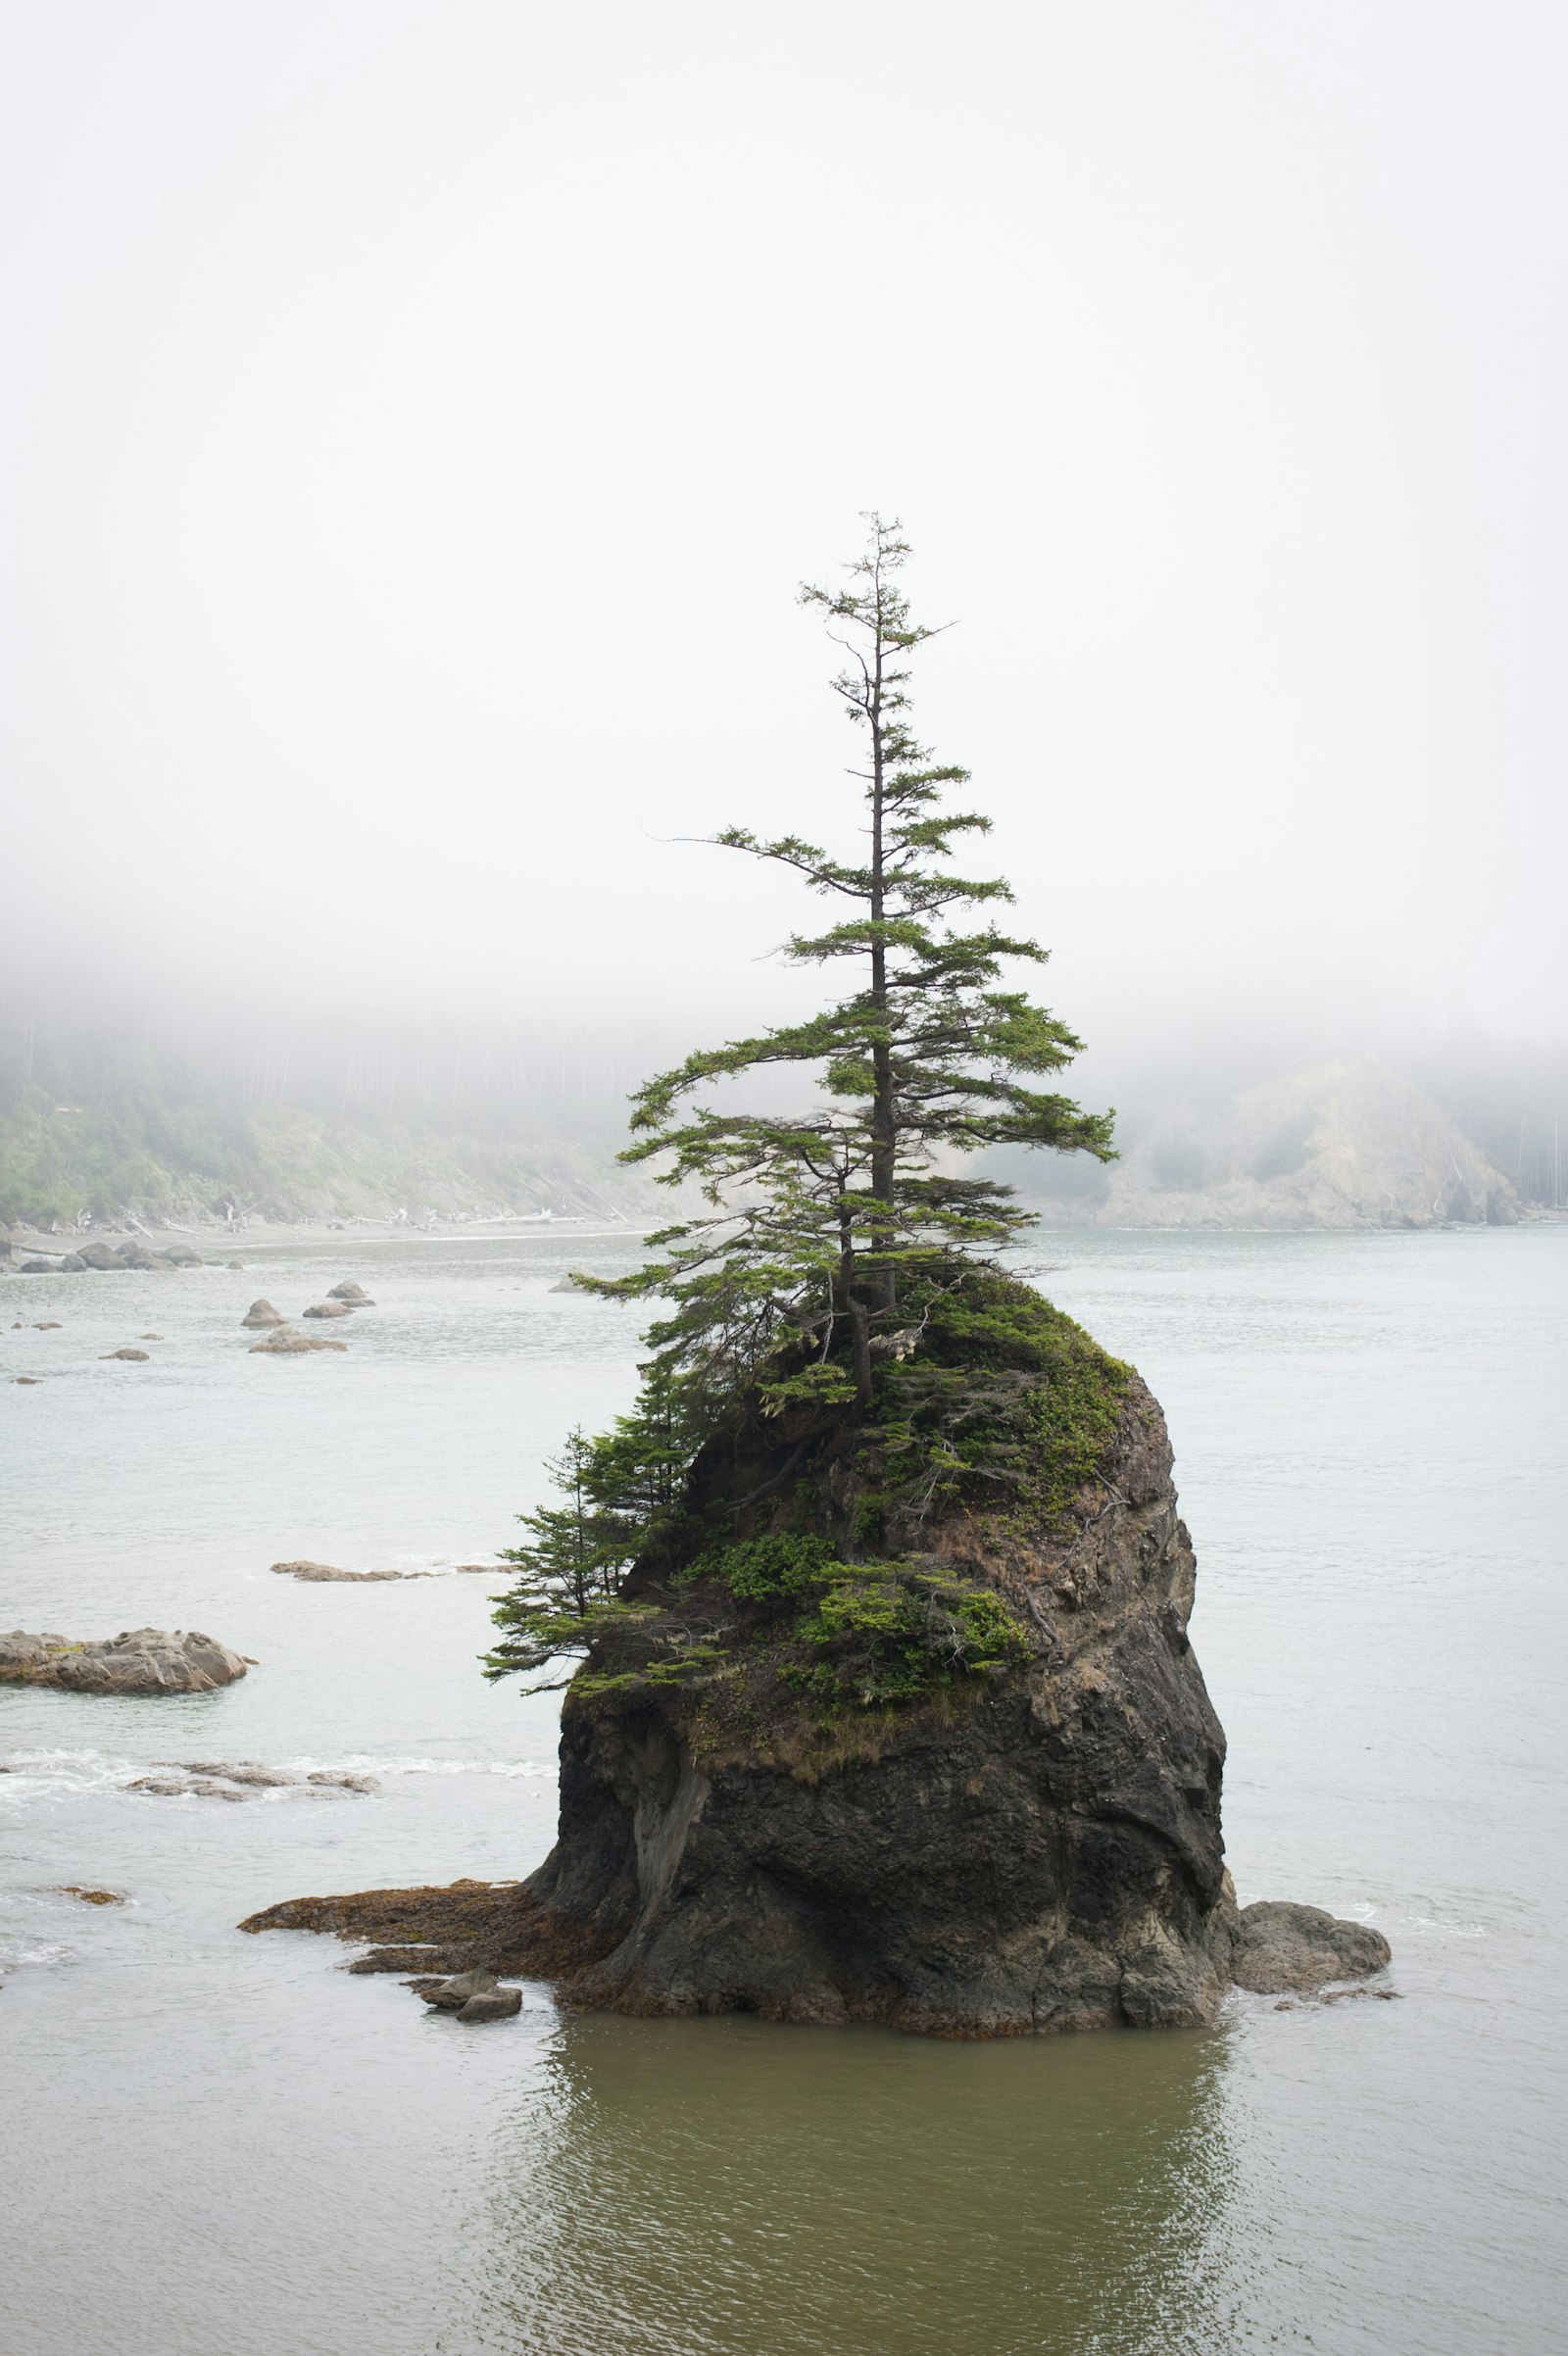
[241,523,1391,2030]
[244,1276,1388,2027]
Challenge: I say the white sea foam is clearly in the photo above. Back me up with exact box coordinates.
[0,1746,553,1800]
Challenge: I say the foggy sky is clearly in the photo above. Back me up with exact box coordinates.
[4,1,1565,1084]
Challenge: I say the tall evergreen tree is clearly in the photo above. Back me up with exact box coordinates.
[595,514,1112,1412]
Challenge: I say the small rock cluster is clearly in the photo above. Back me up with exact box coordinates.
[416,1968,522,2024]
[245,1282,373,1355]
[270,1560,414,1582]
[127,1761,378,1800]
[16,1240,205,1274]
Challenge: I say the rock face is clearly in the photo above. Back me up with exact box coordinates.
[0,1628,249,1694]
[240,1298,1392,2035]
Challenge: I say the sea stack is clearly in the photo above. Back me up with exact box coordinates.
[243,1273,1390,2029]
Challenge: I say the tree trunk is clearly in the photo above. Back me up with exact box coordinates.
[868,593,898,1314]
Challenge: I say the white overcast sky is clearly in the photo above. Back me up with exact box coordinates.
[3,1,1564,1075]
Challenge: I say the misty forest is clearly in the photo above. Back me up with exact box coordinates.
[5,13,1565,2356]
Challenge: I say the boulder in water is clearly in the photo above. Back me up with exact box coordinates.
[1,1628,248,1694]
[1228,1900,1391,1994]
[303,1300,354,1319]
[76,1243,123,1270]
[455,1986,523,2022]
[241,1300,285,1327]
[327,1282,373,1304]
[420,1968,499,2011]
[19,1258,55,1274]
[101,1348,151,1361]
[248,1325,347,1354]
[58,1253,86,1272]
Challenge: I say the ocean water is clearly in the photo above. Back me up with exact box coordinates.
[2,1225,1564,2356]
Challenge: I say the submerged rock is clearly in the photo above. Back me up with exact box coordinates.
[270,1560,400,1581]
[248,1325,347,1354]
[238,1277,1392,2036]
[129,1760,376,1799]
[1,1627,248,1694]
[129,1774,251,1800]
[100,1348,151,1361]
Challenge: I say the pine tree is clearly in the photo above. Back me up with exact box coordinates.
[594,513,1111,1411]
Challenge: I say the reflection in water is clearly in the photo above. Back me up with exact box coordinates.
[462,2013,1239,2356]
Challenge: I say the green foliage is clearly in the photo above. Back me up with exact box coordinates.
[787,1563,1031,1708]
[571,1535,1032,1716]
[693,1532,843,1600]
[485,1367,708,1691]
[864,1269,1132,1541]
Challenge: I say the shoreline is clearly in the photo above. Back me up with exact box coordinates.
[3,1212,651,1258]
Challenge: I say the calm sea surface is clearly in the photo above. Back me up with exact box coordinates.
[3,1226,1564,2356]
